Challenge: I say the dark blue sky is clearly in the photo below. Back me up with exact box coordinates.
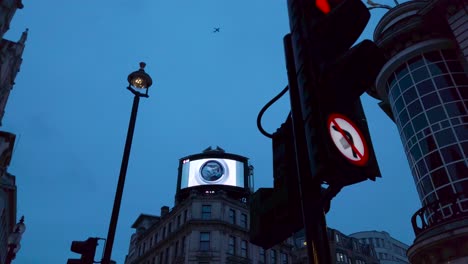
[3,1,419,263]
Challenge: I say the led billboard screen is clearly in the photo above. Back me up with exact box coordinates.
[179,157,245,189]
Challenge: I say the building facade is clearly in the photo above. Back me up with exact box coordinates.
[124,148,295,264]
[368,0,468,262]
[292,228,380,264]
[350,231,410,264]
[0,131,17,264]
[0,0,26,126]
[0,0,25,262]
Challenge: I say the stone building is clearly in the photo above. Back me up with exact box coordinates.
[291,228,380,264]
[124,147,295,264]
[0,0,25,262]
[350,230,410,263]
[368,0,468,262]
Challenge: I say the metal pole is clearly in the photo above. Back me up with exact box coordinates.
[284,34,332,264]
[102,94,140,264]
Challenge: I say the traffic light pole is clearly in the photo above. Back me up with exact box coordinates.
[284,34,332,264]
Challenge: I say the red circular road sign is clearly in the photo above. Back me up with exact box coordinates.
[327,113,369,166]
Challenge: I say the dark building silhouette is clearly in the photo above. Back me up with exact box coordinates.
[368,0,468,262]
[350,230,410,263]
[0,0,27,126]
[0,1,25,263]
[292,228,380,264]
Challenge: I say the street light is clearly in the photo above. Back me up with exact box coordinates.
[5,216,26,264]
[101,62,153,264]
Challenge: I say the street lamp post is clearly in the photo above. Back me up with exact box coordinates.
[101,62,153,264]
[5,216,26,264]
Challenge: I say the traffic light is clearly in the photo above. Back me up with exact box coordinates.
[67,237,98,264]
[286,0,387,188]
[250,116,303,249]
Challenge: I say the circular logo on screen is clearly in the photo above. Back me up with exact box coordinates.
[200,160,225,182]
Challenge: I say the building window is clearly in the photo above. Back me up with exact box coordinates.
[163,227,166,239]
[270,249,277,264]
[228,235,236,255]
[154,233,158,244]
[241,240,248,258]
[165,247,170,264]
[168,223,172,233]
[229,208,236,224]
[200,232,210,251]
[177,214,181,228]
[184,209,188,222]
[150,236,153,248]
[202,205,212,219]
[175,241,179,256]
[280,252,288,263]
[240,213,247,228]
[259,248,266,264]
[181,236,186,255]
[336,252,348,263]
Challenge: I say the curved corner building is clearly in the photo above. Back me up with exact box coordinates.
[368,0,468,262]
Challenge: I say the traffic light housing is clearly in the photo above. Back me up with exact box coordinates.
[286,0,386,188]
[67,237,98,264]
[250,117,303,249]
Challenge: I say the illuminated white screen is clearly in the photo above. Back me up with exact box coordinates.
[180,158,245,189]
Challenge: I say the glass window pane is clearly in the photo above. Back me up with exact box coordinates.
[416,79,435,96]
[439,88,461,102]
[403,87,418,104]
[399,75,414,90]
[425,151,443,171]
[433,75,453,88]
[393,96,405,113]
[403,124,415,141]
[399,109,410,125]
[435,129,456,147]
[390,84,400,102]
[445,101,466,117]
[412,66,430,81]
[440,145,463,164]
[421,92,441,109]
[427,62,447,76]
[421,175,434,195]
[454,125,467,141]
[452,73,468,86]
[446,61,464,73]
[459,85,468,100]
[410,145,423,162]
[412,113,428,131]
[453,179,468,195]
[431,167,449,188]
[447,162,467,182]
[420,135,438,154]
[407,100,423,116]
[436,185,454,201]
[427,106,447,124]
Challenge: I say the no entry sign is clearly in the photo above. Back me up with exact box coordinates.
[327,113,369,166]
